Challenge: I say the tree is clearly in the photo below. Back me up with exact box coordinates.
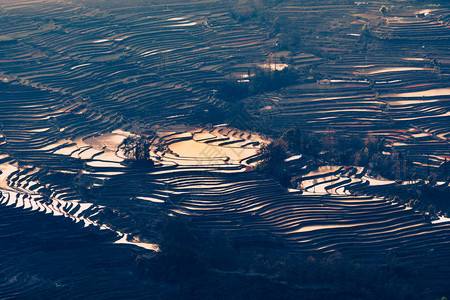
[231,0,264,21]
[119,135,155,162]
[321,128,336,165]
[273,16,302,51]
[428,173,437,186]
[281,128,301,152]
[259,139,289,166]
[257,139,291,187]
[280,128,322,156]
[441,158,449,182]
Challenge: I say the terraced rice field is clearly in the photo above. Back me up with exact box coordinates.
[241,5,450,178]
[1,0,450,298]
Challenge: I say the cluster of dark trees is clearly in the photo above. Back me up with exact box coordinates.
[256,129,406,188]
[256,139,291,187]
[256,129,450,216]
[273,16,304,51]
[230,0,265,22]
[217,66,300,101]
[262,128,424,182]
[119,134,155,164]
[135,214,428,300]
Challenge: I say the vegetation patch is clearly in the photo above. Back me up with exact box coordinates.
[217,66,301,102]
[119,134,155,165]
